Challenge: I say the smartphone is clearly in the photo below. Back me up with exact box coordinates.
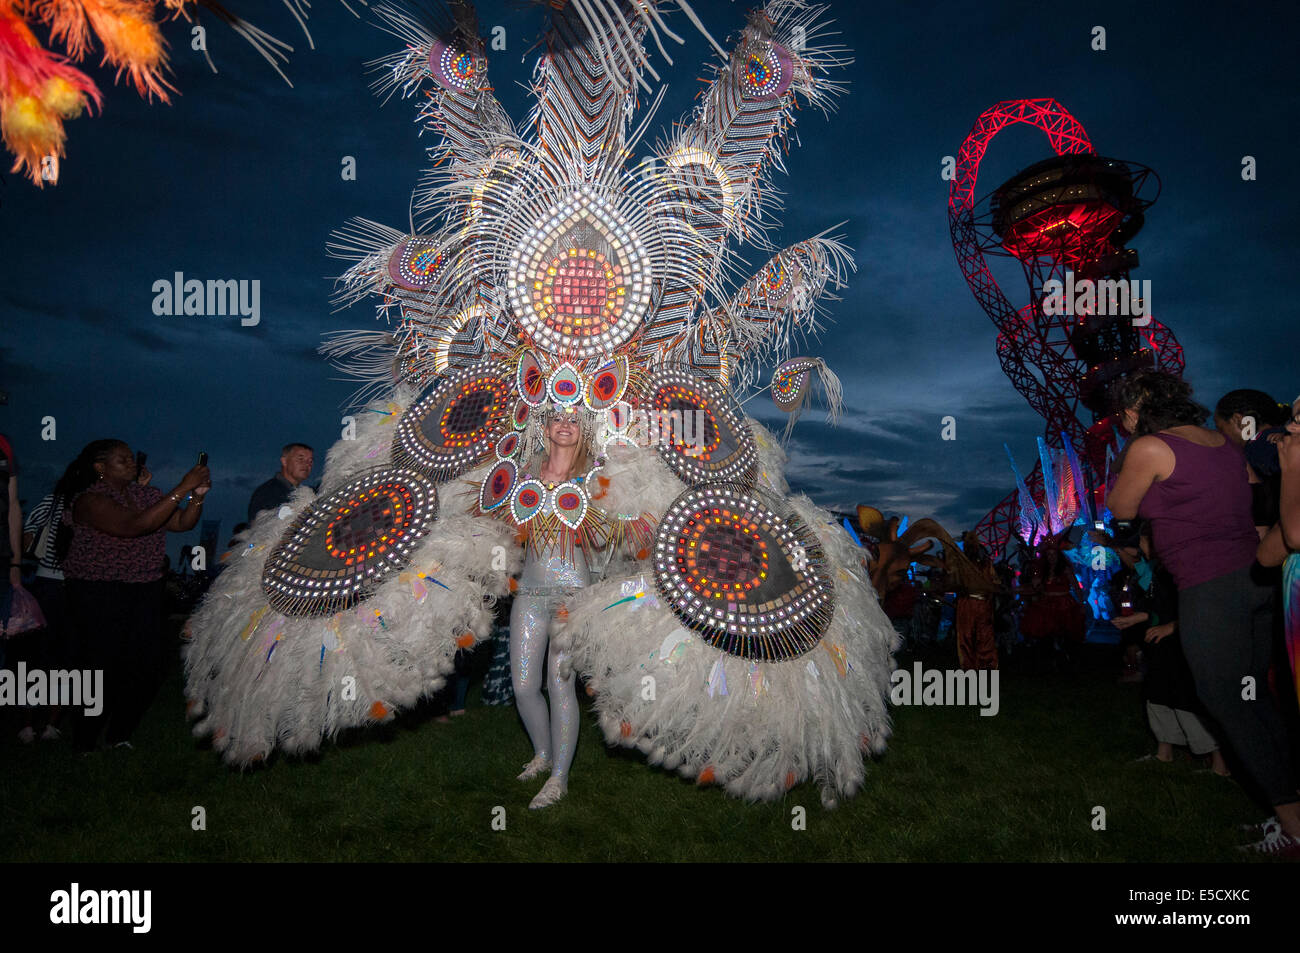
[136,451,147,470]
[197,451,208,467]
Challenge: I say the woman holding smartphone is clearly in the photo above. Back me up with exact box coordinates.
[61,440,210,751]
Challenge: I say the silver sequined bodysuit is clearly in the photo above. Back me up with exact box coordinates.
[510,535,589,784]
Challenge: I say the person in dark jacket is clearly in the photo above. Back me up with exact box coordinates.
[247,443,313,523]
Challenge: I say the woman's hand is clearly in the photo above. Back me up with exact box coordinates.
[178,465,210,494]
[1145,622,1175,643]
[1111,611,1149,629]
[136,466,153,486]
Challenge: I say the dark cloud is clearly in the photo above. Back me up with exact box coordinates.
[1,0,1296,547]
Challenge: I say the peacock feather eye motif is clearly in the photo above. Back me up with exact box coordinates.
[653,483,833,661]
[392,363,511,482]
[262,468,439,617]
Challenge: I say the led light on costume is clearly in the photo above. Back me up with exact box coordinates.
[547,363,585,406]
[739,42,794,101]
[480,459,518,512]
[583,355,630,411]
[262,467,439,617]
[608,401,634,432]
[552,482,589,530]
[642,366,757,487]
[664,146,737,227]
[512,399,530,430]
[495,431,521,460]
[584,460,606,495]
[516,350,547,406]
[597,412,637,452]
[429,302,489,374]
[770,357,818,412]
[505,189,654,359]
[466,145,522,223]
[392,363,511,481]
[427,38,479,92]
[653,484,834,662]
[762,258,794,303]
[388,238,448,290]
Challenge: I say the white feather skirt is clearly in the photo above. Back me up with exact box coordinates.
[182,391,521,765]
[555,417,898,807]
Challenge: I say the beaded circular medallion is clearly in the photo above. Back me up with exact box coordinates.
[262,468,439,617]
[740,42,793,100]
[388,239,447,291]
[770,357,819,412]
[653,484,834,661]
[428,39,478,92]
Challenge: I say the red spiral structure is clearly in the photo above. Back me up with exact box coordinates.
[948,98,1184,557]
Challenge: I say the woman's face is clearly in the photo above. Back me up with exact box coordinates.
[546,414,580,449]
[97,444,137,483]
[1288,400,1300,437]
[1214,412,1246,446]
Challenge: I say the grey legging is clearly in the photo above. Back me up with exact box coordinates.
[1178,566,1298,806]
[509,549,587,782]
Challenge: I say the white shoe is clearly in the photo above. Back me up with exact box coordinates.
[17,726,35,745]
[516,755,552,781]
[1237,826,1300,857]
[529,777,567,810]
[40,725,61,742]
[1238,816,1281,837]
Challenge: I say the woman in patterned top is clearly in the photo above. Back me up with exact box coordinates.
[62,440,210,751]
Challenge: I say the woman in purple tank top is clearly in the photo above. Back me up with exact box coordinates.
[1108,372,1299,856]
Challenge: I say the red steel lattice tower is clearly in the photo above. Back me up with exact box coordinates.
[947,98,1184,556]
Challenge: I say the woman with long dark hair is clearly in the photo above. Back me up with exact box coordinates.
[62,440,210,751]
[1107,371,1299,855]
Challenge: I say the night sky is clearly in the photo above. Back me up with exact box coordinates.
[2,0,1297,558]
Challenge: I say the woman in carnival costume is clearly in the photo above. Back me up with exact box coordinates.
[185,0,899,809]
[511,406,597,807]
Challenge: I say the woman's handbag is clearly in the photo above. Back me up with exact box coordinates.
[1,585,47,638]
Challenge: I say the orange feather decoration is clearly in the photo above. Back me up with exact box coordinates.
[0,1,101,184]
[2,0,350,184]
[31,0,173,101]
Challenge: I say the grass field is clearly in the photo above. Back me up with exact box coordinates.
[0,643,1289,863]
